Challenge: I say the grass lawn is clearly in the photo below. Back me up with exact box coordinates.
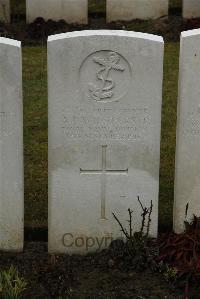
[23,47,48,228]
[23,42,179,230]
[160,42,179,230]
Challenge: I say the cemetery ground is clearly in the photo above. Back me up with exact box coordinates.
[1,1,200,298]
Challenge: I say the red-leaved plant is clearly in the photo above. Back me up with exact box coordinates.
[155,206,200,299]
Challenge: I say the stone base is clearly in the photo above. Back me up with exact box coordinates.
[0,0,10,23]
[107,0,168,22]
[26,0,88,24]
[183,0,200,19]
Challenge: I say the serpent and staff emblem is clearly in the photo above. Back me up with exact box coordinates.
[89,51,125,101]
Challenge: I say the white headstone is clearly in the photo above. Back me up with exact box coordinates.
[0,38,23,251]
[48,30,164,254]
[183,0,200,18]
[107,0,168,22]
[26,0,88,24]
[174,29,200,233]
[0,0,10,23]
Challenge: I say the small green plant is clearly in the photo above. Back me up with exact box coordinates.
[65,288,74,298]
[163,265,178,283]
[0,265,27,299]
[155,204,200,299]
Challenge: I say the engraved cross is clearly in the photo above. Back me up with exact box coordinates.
[80,145,128,219]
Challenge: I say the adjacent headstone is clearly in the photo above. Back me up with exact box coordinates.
[107,0,168,22]
[48,30,164,254]
[26,0,88,24]
[174,29,200,233]
[183,0,200,19]
[0,0,10,23]
[0,38,23,251]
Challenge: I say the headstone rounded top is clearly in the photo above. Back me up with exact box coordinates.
[48,26,164,254]
[174,28,200,233]
[0,37,21,48]
[0,36,23,251]
[181,28,200,38]
[48,30,163,43]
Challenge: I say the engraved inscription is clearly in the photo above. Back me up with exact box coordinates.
[62,108,150,140]
[183,108,200,136]
[80,145,128,220]
[80,51,132,103]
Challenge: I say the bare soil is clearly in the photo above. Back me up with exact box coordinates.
[0,241,199,299]
[2,15,200,45]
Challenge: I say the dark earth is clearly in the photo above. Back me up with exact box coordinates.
[2,14,200,44]
[0,240,199,299]
[1,13,200,299]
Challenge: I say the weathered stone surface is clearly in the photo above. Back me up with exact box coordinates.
[48,30,164,254]
[107,0,168,22]
[0,38,23,251]
[183,0,200,18]
[0,0,10,23]
[26,0,88,24]
[174,29,200,233]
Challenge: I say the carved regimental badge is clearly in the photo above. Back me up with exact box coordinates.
[80,50,132,103]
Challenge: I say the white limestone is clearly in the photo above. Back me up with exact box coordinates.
[0,0,10,23]
[48,30,164,254]
[174,29,200,233]
[183,0,200,19]
[107,0,168,22]
[0,38,23,251]
[26,0,88,24]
